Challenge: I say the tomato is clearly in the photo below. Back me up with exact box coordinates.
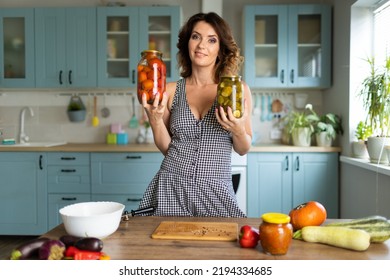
[289,201,327,231]
[142,79,154,91]
[138,71,147,83]
[238,225,259,248]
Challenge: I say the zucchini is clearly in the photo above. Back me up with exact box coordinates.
[325,216,390,243]
[301,226,371,251]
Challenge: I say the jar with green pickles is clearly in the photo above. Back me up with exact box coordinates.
[217,76,244,118]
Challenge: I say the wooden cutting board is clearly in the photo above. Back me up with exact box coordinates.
[151,221,238,241]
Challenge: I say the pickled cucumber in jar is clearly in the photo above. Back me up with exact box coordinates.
[217,76,244,118]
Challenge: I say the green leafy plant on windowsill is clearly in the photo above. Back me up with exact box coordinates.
[355,121,373,141]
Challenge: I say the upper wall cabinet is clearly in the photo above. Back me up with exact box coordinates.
[0,9,35,87]
[34,8,97,88]
[97,6,181,88]
[243,5,332,89]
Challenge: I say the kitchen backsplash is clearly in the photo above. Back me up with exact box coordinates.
[0,89,322,144]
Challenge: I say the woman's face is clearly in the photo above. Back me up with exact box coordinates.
[188,21,220,69]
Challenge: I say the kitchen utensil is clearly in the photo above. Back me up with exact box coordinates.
[260,94,266,122]
[267,95,273,121]
[59,201,125,238]
[151,221,238,241]
[253,93,260,116]
[129,95,139,128]
[121,206,155,221]
[271,98,283,113]
[101,94,110,118]
[92,96,99,127]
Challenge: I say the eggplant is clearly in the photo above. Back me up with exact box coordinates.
[10,237,50,260]
[59,235,81,248]
[39,239,66,260]
[75,237,103,252]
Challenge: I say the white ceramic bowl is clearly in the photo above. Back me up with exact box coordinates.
[59,201,125,238]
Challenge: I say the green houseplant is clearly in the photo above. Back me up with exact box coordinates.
[314,113,343,147]
[67,95,86,122]
[282,104,319,146]
[359,57,390,163]
[352,121,372,159]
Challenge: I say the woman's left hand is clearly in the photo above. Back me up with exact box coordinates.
[215,99,248,136]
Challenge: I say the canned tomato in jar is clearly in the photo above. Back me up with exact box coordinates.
[137,50,166,104]
[217,76,244,118]
[259,212,293,255]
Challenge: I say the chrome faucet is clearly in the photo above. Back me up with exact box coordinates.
[19,106,34,144]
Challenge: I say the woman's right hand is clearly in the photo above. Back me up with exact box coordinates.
[141,92,168,126]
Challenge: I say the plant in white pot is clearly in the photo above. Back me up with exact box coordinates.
[314,113,343,147]
[352,121,372,159]
[359,57,390,164]
[282,104,318,147]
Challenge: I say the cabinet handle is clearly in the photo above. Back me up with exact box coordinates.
[68,70,72,85]
[61,169,76,173]
[296,156,300,171]
[60,157,76,160]
[280,69,285,84]
[59,70,63,85]
[127,198,142,202]
[290,69,294,84]
[126,156,142,159]
[61,197,77,201]
[132,69,136,84]
[39,155,43,170]
[285,155,289,171]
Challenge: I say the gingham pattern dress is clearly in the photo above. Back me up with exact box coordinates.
[138,78,246,217]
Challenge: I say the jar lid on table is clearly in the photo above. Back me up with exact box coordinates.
[261,212,290,224]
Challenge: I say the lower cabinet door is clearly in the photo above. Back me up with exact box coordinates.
[48,193,91,230]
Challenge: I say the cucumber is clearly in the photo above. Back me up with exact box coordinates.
[325,216,390,243]
[301,226,371,251]
[325,215,387,226]
[10,237,51,260]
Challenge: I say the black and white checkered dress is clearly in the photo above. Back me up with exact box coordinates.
[138,78,246,217]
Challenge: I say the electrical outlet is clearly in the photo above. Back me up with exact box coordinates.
[270,129,282,140]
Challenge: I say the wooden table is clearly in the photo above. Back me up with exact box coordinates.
[42,216,390,260]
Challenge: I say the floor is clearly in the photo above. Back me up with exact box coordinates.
[0,235,38,260]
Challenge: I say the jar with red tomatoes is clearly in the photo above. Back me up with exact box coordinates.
[259,212,293,255]
[137,50,166,104]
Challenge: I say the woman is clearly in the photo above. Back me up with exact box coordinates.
[138,12,253,217]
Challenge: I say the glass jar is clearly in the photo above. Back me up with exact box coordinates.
[217,76,244,118]
[137,50,166,104]
[259,212,293,255]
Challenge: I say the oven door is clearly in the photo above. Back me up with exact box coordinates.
[232,166,247,215]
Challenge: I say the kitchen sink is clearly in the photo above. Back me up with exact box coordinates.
[0,141,67,147]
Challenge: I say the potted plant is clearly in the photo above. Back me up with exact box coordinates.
[282,104,319,146]
[352,121,372,159]
[67,95,86,122]
[359,56,390,163]
[314,113,343,147]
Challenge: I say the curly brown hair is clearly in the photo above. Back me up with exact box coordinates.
[176,12,243,83]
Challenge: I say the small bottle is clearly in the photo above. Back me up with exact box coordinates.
[137,50,166,104]
[217,76,244,118]
[259,212,293,255]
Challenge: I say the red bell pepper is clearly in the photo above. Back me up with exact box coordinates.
[239,225,259,248]
[64,246,109,260]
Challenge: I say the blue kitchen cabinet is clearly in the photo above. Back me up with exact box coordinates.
[0,8,35,87]
[247,152,339,218]
[243,4,331,89]
[47,152,91,230]
[91,152,163,212]
[96,6,181,88]
[34,8,97,88]
[0,152,47,235]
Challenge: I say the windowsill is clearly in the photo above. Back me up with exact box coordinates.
[340,156,390,176]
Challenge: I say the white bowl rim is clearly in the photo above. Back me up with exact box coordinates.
[59,201,125,217]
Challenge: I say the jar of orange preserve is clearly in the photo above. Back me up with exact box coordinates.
[259,212,293,255]
[137,50,166,104]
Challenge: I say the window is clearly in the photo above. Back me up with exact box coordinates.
[373,1,390,64]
